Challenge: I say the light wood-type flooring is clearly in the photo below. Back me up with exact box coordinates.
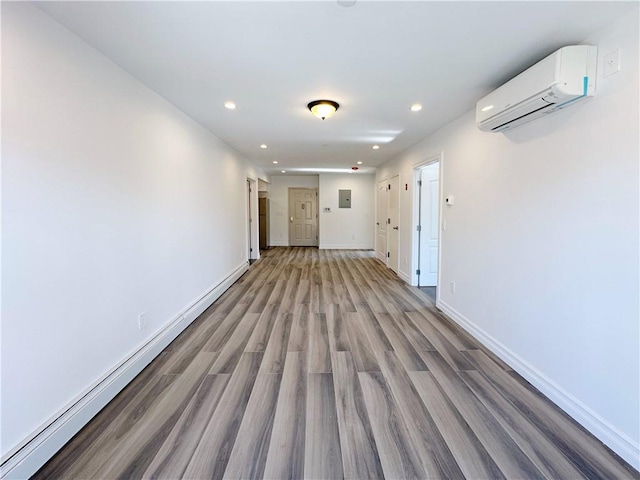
[35,248,638,479]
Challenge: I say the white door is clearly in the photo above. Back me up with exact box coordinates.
[376,180,388,263]
[289,188,318,246]
[419,164,439,286]
[387,175,400,273]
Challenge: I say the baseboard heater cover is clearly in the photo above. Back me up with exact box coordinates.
[0,262,249,480]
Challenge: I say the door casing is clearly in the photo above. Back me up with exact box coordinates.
[411,153,443,299]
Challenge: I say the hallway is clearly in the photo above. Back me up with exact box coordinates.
[35,248,635,479]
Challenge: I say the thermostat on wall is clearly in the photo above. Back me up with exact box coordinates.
[445,196,455,206]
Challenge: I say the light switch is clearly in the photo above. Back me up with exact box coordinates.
[603,49,620,77]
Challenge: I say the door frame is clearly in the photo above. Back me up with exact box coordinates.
[288,187,319,246]
[411,153,443,296]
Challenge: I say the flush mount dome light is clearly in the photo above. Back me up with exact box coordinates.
[307,100,339,120]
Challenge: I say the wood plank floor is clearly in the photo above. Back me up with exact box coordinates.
[34,248,638,480]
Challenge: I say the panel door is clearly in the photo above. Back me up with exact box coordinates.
[376,180,388,263]
[419,165,439,286]
[387,175,400,273]
[289,188,318,246]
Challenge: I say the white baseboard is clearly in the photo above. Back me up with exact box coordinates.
[269,241,288,247]
[398,271,411,284]
[437,300,640,470]
[319,244,373,250]
[0,262,249,480]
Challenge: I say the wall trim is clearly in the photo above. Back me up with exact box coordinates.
[436,299,640,470]
[0,262,249,480]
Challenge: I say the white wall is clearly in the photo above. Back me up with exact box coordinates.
[377,8,639,467]
[319,173,375,249]
[268,175,319,246]
[1,1,266,468]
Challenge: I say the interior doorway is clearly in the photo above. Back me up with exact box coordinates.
[247,178,258,264]
[288,188,318,246]
[412,155,442,299]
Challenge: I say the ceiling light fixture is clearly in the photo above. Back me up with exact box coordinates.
[372,145,380,150]
[411,103,423,112]
[357,161,363,165]
[273,160,278,164]
[224,101,236,110]
[307,100,340,120]
[281,170,286,173]
[260,144,268,149]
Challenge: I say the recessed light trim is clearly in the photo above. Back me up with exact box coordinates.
[272,160,278,164]
[411,103,423,112]
[224,101,236,110]
[281,170,286,173]
[357,161,363,165]
[260,144,268,149]
[372,145,380,150]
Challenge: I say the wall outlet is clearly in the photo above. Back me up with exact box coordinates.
[138,312,147,330]
[449,281,456,294]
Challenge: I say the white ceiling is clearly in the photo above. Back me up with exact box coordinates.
[36,1,634,175]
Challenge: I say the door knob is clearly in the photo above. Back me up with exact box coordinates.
[376,222,380,225]
[393,226,399,230]
[290,216,294,222]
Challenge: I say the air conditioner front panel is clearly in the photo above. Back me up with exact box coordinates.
[475,45,597,133]
[476,50,560,125]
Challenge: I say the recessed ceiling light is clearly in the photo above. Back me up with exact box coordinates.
[357,161,363,165]
[411,103,423,112]
[260,144,268,149]
[273,160,278,164]
[372,145,380,150]
[281,170,286,173]
[224,101,236,110]
[481,105,494,112]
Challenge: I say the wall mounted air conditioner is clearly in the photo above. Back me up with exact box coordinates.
[476,45,597,132]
